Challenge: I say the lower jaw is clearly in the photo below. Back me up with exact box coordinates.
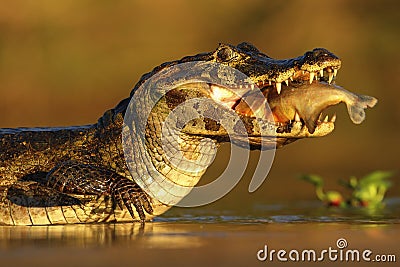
[273,121,335,137]
[246,120,335,139]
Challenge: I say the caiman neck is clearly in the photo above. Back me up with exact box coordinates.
[120,94,218,206]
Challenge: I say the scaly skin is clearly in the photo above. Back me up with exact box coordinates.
[0,42,376,225]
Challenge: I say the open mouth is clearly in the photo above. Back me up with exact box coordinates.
[208,63,341,136]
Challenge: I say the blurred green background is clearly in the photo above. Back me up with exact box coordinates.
[0,0,398,206]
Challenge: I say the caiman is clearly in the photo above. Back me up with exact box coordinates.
[0,42,377,225]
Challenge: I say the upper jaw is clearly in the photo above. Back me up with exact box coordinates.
[248,54,341,95]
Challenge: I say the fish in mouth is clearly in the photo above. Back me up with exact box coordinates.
[179,43,379,148]
[267,81,377,134]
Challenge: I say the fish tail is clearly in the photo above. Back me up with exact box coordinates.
[347,94,378,124]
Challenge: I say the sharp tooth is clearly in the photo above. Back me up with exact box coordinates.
[320,69,324,77]
[324,115,329,122]
[251,84,255,90]
[295,112,301,122]
[302,70,305,75]
[269,80,272,86]
[276,82,282,94]
[285,79,289,86]
[318,113,323,121]
[333,69,338,77]
[328,73,334,84]
[309,72,315,84]
[239,84,242,89]
[330,113,336,122]
[290,76,293,81]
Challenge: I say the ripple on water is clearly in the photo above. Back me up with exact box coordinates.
[155,197,400,224]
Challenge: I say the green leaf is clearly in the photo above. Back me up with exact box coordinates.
[358,171,394,187]
[300,174,324,187]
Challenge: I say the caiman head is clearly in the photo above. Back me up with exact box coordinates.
[122,42,377,149]
[115,42,378,207]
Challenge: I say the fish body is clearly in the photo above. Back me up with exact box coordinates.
[268,81,378,133]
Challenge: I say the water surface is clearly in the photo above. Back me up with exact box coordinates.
[1,199,399,267]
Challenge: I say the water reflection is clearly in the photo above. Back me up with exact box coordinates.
[0,223,207,249]
[0,223,145,248]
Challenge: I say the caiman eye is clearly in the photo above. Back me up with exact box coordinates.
[217,46,235,62]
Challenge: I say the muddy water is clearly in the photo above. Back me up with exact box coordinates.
[1,199,399,267]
